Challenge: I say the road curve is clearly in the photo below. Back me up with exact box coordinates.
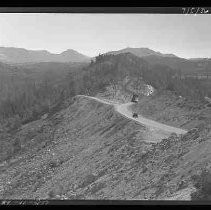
[76,95,187,135]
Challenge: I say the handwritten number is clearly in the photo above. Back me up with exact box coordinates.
[204,8,209,13]
[182,7,209,14]
[195,7,200,15]
[190,8,195,14]
[182,8,185,14]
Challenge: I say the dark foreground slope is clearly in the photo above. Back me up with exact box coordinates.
[0,96,211,200]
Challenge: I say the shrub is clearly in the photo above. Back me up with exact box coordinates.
[48,160,60,169]
[48,158,65,169]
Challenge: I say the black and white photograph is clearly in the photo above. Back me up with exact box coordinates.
[0,7,211,204]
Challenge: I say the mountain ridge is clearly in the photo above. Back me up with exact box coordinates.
[0,47,91,63]
[105,47,178,58]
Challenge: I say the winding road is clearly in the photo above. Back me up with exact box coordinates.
[77,95,187,135]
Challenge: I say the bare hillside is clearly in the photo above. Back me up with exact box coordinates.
[0,96,210,200]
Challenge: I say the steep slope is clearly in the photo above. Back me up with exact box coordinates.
[0,96,156,199]
[0,47,90,63]
[0,96,210,200]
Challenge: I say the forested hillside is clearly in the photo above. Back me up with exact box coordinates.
[1,52,211,132]
[86,53,211,100]
[106,47,211,76]
[0,62,86,131]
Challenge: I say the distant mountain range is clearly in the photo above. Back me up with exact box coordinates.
[0,47,91,64]
[106,47,178,58]
[1,47,211,73]
[104,47,211,74]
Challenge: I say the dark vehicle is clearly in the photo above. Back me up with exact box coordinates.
[131,94,138,103]
[133,113,138,118]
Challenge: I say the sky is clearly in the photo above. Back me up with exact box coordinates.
[0,13,211,58]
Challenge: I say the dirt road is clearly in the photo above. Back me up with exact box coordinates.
[77,95,187,135]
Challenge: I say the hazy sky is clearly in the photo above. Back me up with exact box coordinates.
[0,13,211,58]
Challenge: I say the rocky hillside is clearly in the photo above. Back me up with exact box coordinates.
[96,75,149,103]
[0,96,210,200]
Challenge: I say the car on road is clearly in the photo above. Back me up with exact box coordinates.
[133,113,138,118]
[131,94,139,103]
